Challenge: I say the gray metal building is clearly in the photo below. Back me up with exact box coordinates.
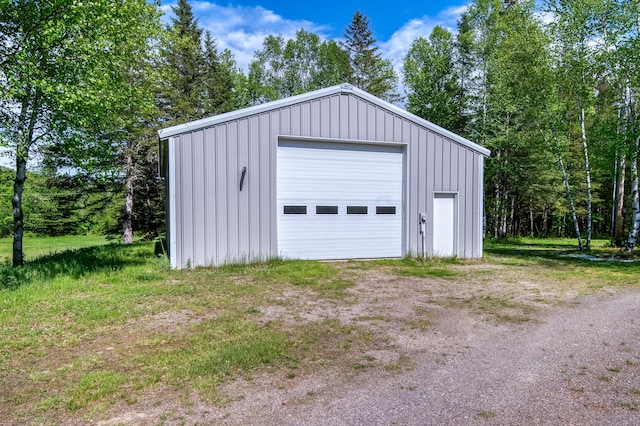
[158,84,490,269]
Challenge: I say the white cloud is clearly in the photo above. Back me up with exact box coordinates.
[161,2,329,72]
[378,4,469,103]
[160,1,470,103]
[380,4,469,77]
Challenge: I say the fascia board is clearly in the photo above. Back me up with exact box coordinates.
[158,83,491,157]
[348,86,491,157]
[157,84,346,140]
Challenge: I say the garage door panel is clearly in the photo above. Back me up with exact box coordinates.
[279,218,401,259]
[277,141,403,260]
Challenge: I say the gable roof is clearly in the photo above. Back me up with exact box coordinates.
[158,83,490,157]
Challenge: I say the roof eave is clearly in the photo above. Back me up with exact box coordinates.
[157,83,491,157]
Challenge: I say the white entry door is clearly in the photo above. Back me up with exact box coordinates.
[432,193,457,257]
[277,140,403,260]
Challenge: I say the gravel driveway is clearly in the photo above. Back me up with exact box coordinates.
[99,264,640,426]
[218,275,640,425]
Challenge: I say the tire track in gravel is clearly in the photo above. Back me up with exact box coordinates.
[224,290,640,426]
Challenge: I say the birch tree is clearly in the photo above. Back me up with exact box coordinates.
[545,0,605,249]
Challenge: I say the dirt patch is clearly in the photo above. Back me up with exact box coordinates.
[89,262,640,425]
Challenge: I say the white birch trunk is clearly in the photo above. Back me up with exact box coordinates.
[123,151,134,245]
[614,152,626,247]
[626,136,640,252]
[580,107,593,250]
[558,151,584,251]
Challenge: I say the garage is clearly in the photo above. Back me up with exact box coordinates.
[277,140,404,260]
[158,83,490,269]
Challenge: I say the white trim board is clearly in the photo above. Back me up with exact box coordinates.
[158,84,490,157]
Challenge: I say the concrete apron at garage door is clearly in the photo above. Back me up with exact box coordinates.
[277,140,404,260]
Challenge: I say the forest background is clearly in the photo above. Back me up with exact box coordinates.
[1,0,639,266]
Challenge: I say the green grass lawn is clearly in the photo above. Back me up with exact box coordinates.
[0,235,110,264]
[0,236,638,423]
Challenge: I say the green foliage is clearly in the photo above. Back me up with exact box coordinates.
[0,0,162,265]
[0,168,122,239]
[404,26,465,132]
[157,0,236,124]
[246,29,352,104]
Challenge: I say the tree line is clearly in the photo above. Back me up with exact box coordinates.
[1,0,639,266]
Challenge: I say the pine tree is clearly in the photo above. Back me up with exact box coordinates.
[202,31,236,116]
[121,0,237,244]
[158,0,206,124]
[342,11,399,102]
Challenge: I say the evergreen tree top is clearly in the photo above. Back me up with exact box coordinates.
[343,11,375,54]
[171,0,202,40]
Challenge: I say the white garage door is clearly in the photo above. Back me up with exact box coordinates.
[277,140,403,260]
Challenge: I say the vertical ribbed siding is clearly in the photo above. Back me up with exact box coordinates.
[171,91,485,268]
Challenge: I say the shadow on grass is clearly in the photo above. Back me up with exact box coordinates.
[0,243,152,290]
[484,238,640,273]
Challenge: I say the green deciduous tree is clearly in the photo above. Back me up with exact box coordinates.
[546,0,605,249]
[0,0,161,265]
[403,26,465,133]
[247,29,352,104]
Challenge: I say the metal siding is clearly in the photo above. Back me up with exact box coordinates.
[367,103,376,140]
[259,114,271,255]
[280,106,291,134]
[176,134,185,267]
[330,96,340,139]
[442,139,452,191]
[311,100,321,137]
[248,116,260,257]
[450,142,459,191]
[470,150,479,258]
[434,136,443,190]
[320,98,330,138]
[408,126,419,253]
[227,123,239,262]
[203,128,216,265]
[167,90,486,267]
[181,133,194,268]
[291,104,301,135]
[376,107,385,140]
[339,95,349,138]
[193,130,205,267]
[425,132,435,254]
[301,102,311,137]
[393,116,402,142]
[465,149,475,257]
[384,112,394,141]
[238,119,250,259]
[269,110,280,255]
[348,96,358,140]
[215,125,228,264]
[358,99,367,139]
[477,155,485,257]
[416,129,430,255]
[168,138,177,268]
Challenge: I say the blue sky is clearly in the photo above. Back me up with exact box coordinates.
[160,1,470,73]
